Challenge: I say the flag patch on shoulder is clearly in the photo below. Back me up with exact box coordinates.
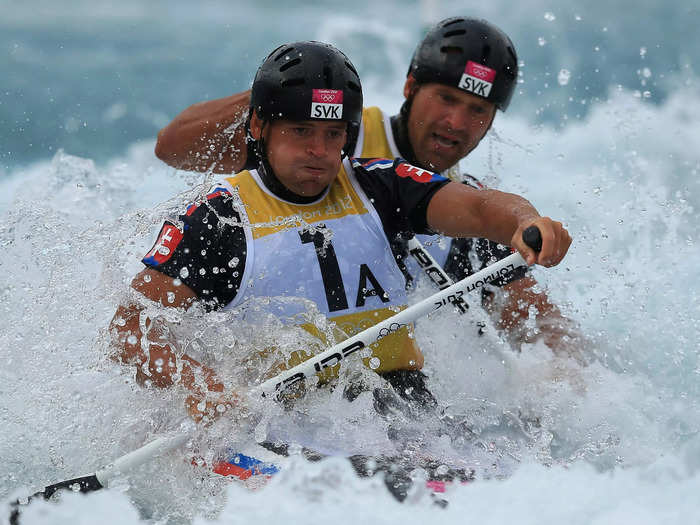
[143,223,182,266]
[395,162,446,183]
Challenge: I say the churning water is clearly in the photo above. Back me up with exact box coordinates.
[1,1,699,523]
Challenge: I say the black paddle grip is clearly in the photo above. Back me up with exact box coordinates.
[522,225,542,252]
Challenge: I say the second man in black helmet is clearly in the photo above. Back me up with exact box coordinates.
[112,40,571,422]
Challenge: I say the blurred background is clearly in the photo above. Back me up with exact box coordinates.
[2,0,698,170]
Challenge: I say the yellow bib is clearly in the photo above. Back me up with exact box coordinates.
[221,160,423,378]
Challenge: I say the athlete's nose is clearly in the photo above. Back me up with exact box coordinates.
[306,132,329,158]
[443,106,470,133]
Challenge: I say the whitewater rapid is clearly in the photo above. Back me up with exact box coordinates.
[1,81,699,523]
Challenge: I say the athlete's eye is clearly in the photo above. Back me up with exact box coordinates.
[327,129,345,140]
[292,127,311,136]
[439,93,456,104]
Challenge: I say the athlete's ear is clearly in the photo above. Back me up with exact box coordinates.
[249,111,263,140]
[403,75,419,99]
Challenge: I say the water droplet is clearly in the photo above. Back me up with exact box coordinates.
[143,274,152,283]
[127,335,137,345]
[436,464,450,476]
[180,267,189,279]
[544,12,556,21]
[228,257,239,268]
[368,357,380,370]
[538,37,547,46]
[640,47,647,58]
[557,69,571,86]
[166,291,175,303]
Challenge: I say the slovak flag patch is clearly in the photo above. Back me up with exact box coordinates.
[143,223,183,266]
[458,61,496,98]
[311,89,343,119]
[395,161,446,183]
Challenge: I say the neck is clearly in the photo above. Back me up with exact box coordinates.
[257,160,325,204]
[390,100,420,166]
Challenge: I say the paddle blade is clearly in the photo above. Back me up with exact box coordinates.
[10,474,104,525]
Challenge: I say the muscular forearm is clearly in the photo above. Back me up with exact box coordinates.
[109,269,235,421]
[155,90,251,173]
[426,182,571,267]
[490,276,590,363]
[110,303,221,391]
[110,302,234,422]
[427,183,538,244]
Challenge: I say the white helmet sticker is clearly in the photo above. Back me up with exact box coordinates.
[311,89,344,119]
[458,61,496,98]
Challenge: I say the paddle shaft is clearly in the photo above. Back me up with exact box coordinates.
[253,249,526,396]
[407,236,468,313]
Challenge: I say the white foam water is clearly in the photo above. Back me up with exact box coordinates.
[2,83,699,523]
[2,0,700,522]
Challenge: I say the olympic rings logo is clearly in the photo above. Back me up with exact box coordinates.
[471,67,489,79]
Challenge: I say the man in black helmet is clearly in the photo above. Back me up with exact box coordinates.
[112,41,571,424]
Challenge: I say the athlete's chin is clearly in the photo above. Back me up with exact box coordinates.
[419,152,458,173]
[423,145,470,172]
[293,180,331,197]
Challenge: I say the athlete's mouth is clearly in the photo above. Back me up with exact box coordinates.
[432,132,460,148]
[303,165,326,175]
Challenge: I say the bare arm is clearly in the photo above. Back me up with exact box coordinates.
[155,90,252,174]
[109,268,233,422]
[488,275,589,363]
[426,182,571,267]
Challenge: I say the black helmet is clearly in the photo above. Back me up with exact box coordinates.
[250,41,363,151]
[408,17,518,111]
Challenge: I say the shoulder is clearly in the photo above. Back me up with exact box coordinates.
[352,157,447,183]
[181,182,242,225]
[351,157,396,174]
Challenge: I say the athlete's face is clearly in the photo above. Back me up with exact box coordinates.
[251,115,347,197]
[404,76,496,173]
